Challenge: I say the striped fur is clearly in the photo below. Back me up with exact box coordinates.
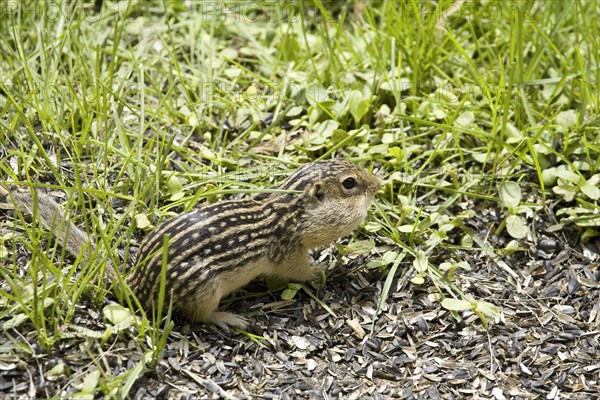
[126,195,306,304]
[125,159,381,327]
[7,159,381,328]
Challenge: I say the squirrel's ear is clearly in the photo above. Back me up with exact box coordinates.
[307,181,325,204]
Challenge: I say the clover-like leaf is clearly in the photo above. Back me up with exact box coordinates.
[499,181,521,210]
[553,183,578,202]
[553,165,580,182]
[166,175,184,201]
[580,175,600,200]
[542,167,559,186]
[506,215,528,239]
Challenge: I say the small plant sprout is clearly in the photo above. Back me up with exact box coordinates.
[497,181,530,239]
[439,260,471,281]
[441,297,502,330]
[544,165,600,202]
[410,250,428,285]
[281,283,303,301]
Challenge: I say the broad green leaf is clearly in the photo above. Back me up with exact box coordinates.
[315,119,339,138]
[556,207,600,227]
[439,262,452,271]
[460,235,474,247]
[281,288,298,300]
[166,175,184,200]
[413,250,428,273]
[305,83,329,106]
[441,298,472,311]
[553,165,580,182]
[456,261,471,271]
[475,301,501,318]
[48,363,67,376]
[135,213,152,230]
[381,251,399,265]
[2,232,17,240]
[345,239,375,254]
[42,298,54,308]
[439,261,471,280]
[580,182,600,200]
[581,175,600,200]
[574,215,600,227]
[366,260,384,269]
[553,184,577,202]
[388,146,403,161]
[457,210,476,220]
[381,132,396,144]
[398,225,415,233]
[2,313,29,330]
[286,106,304,117]
[472,151,493,163]
[506,215,528,239]
[432,106,446,119]
[279,35,301,61]
[581,229,599,241]
[504,240,521,253]
[499,181,521,209]
[104,304,134,328]
[348,90,370,124]
[425,232,446,249]
[81,369,100,393]
[555,109,578,129]
[308,105,321,126]
[541,167,559,186]
[363,221,382,232]
[453,111,474,128]
[438,223,455,233]
[504,122,523,140]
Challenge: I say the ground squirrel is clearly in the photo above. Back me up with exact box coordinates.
[4,159,381,328]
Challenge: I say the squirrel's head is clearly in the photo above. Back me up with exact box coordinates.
[289,159,381,248]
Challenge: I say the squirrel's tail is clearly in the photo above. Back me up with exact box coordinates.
[12,190,95,258]
[2,186,114,278]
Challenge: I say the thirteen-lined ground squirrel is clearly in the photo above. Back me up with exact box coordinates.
[5,159,381,328]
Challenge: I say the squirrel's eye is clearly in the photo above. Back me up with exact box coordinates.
[342,177,357,189]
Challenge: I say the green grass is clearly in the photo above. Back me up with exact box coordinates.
[1,0,599,397]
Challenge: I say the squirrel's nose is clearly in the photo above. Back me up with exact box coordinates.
[371,175,382,192]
